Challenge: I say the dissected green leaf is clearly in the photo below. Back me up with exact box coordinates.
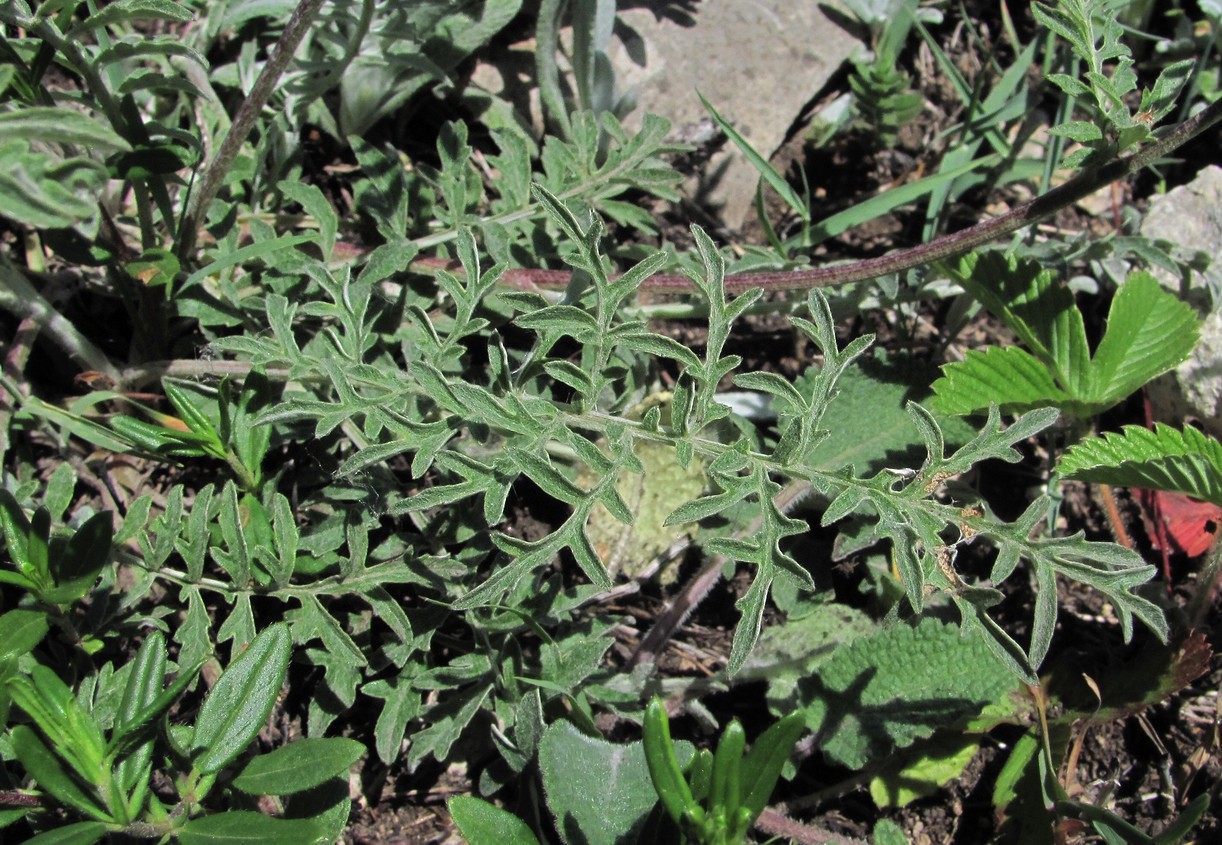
[785,353,976,474]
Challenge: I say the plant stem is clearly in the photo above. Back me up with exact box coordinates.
[176,0,327,260]
[0,258,120,381]
[411,96,1222,293]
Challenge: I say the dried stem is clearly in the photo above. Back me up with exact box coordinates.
[176,0,327,260]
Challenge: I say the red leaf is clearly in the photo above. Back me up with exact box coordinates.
[1152,491,1221,557]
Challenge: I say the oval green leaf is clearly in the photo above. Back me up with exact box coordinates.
[447,795,540,845]
[232,738,365,796]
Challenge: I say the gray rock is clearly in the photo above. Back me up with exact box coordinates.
[610,2,857,230]
[1141,165,1222,437]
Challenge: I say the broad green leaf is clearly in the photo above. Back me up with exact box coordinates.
[43,510,112,604]
[797,617,1021,768]
[870,735,980,808]
[448,796,540,845]
[0,108,131,151]
[191,624,292,774]
[177,811,329,845]
[540,719,693,845]
[1086,272,1200,404]
[1059,424,1222,507]
[873,819,910,845]
[932,346,1072,416]
[232,738,364,796]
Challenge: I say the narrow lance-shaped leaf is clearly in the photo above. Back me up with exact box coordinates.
[191,623,292,774]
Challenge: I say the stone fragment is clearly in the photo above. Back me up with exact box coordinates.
[608,2,857,230]
[1141,166,1222,438]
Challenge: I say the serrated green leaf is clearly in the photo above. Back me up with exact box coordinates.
[1087,272,1200,404]
[932,346,1071,416]
[1059,424,1222,507]
[949,252,1089,390]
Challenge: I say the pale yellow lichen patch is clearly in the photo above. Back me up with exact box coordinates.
[579,396,707,584]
